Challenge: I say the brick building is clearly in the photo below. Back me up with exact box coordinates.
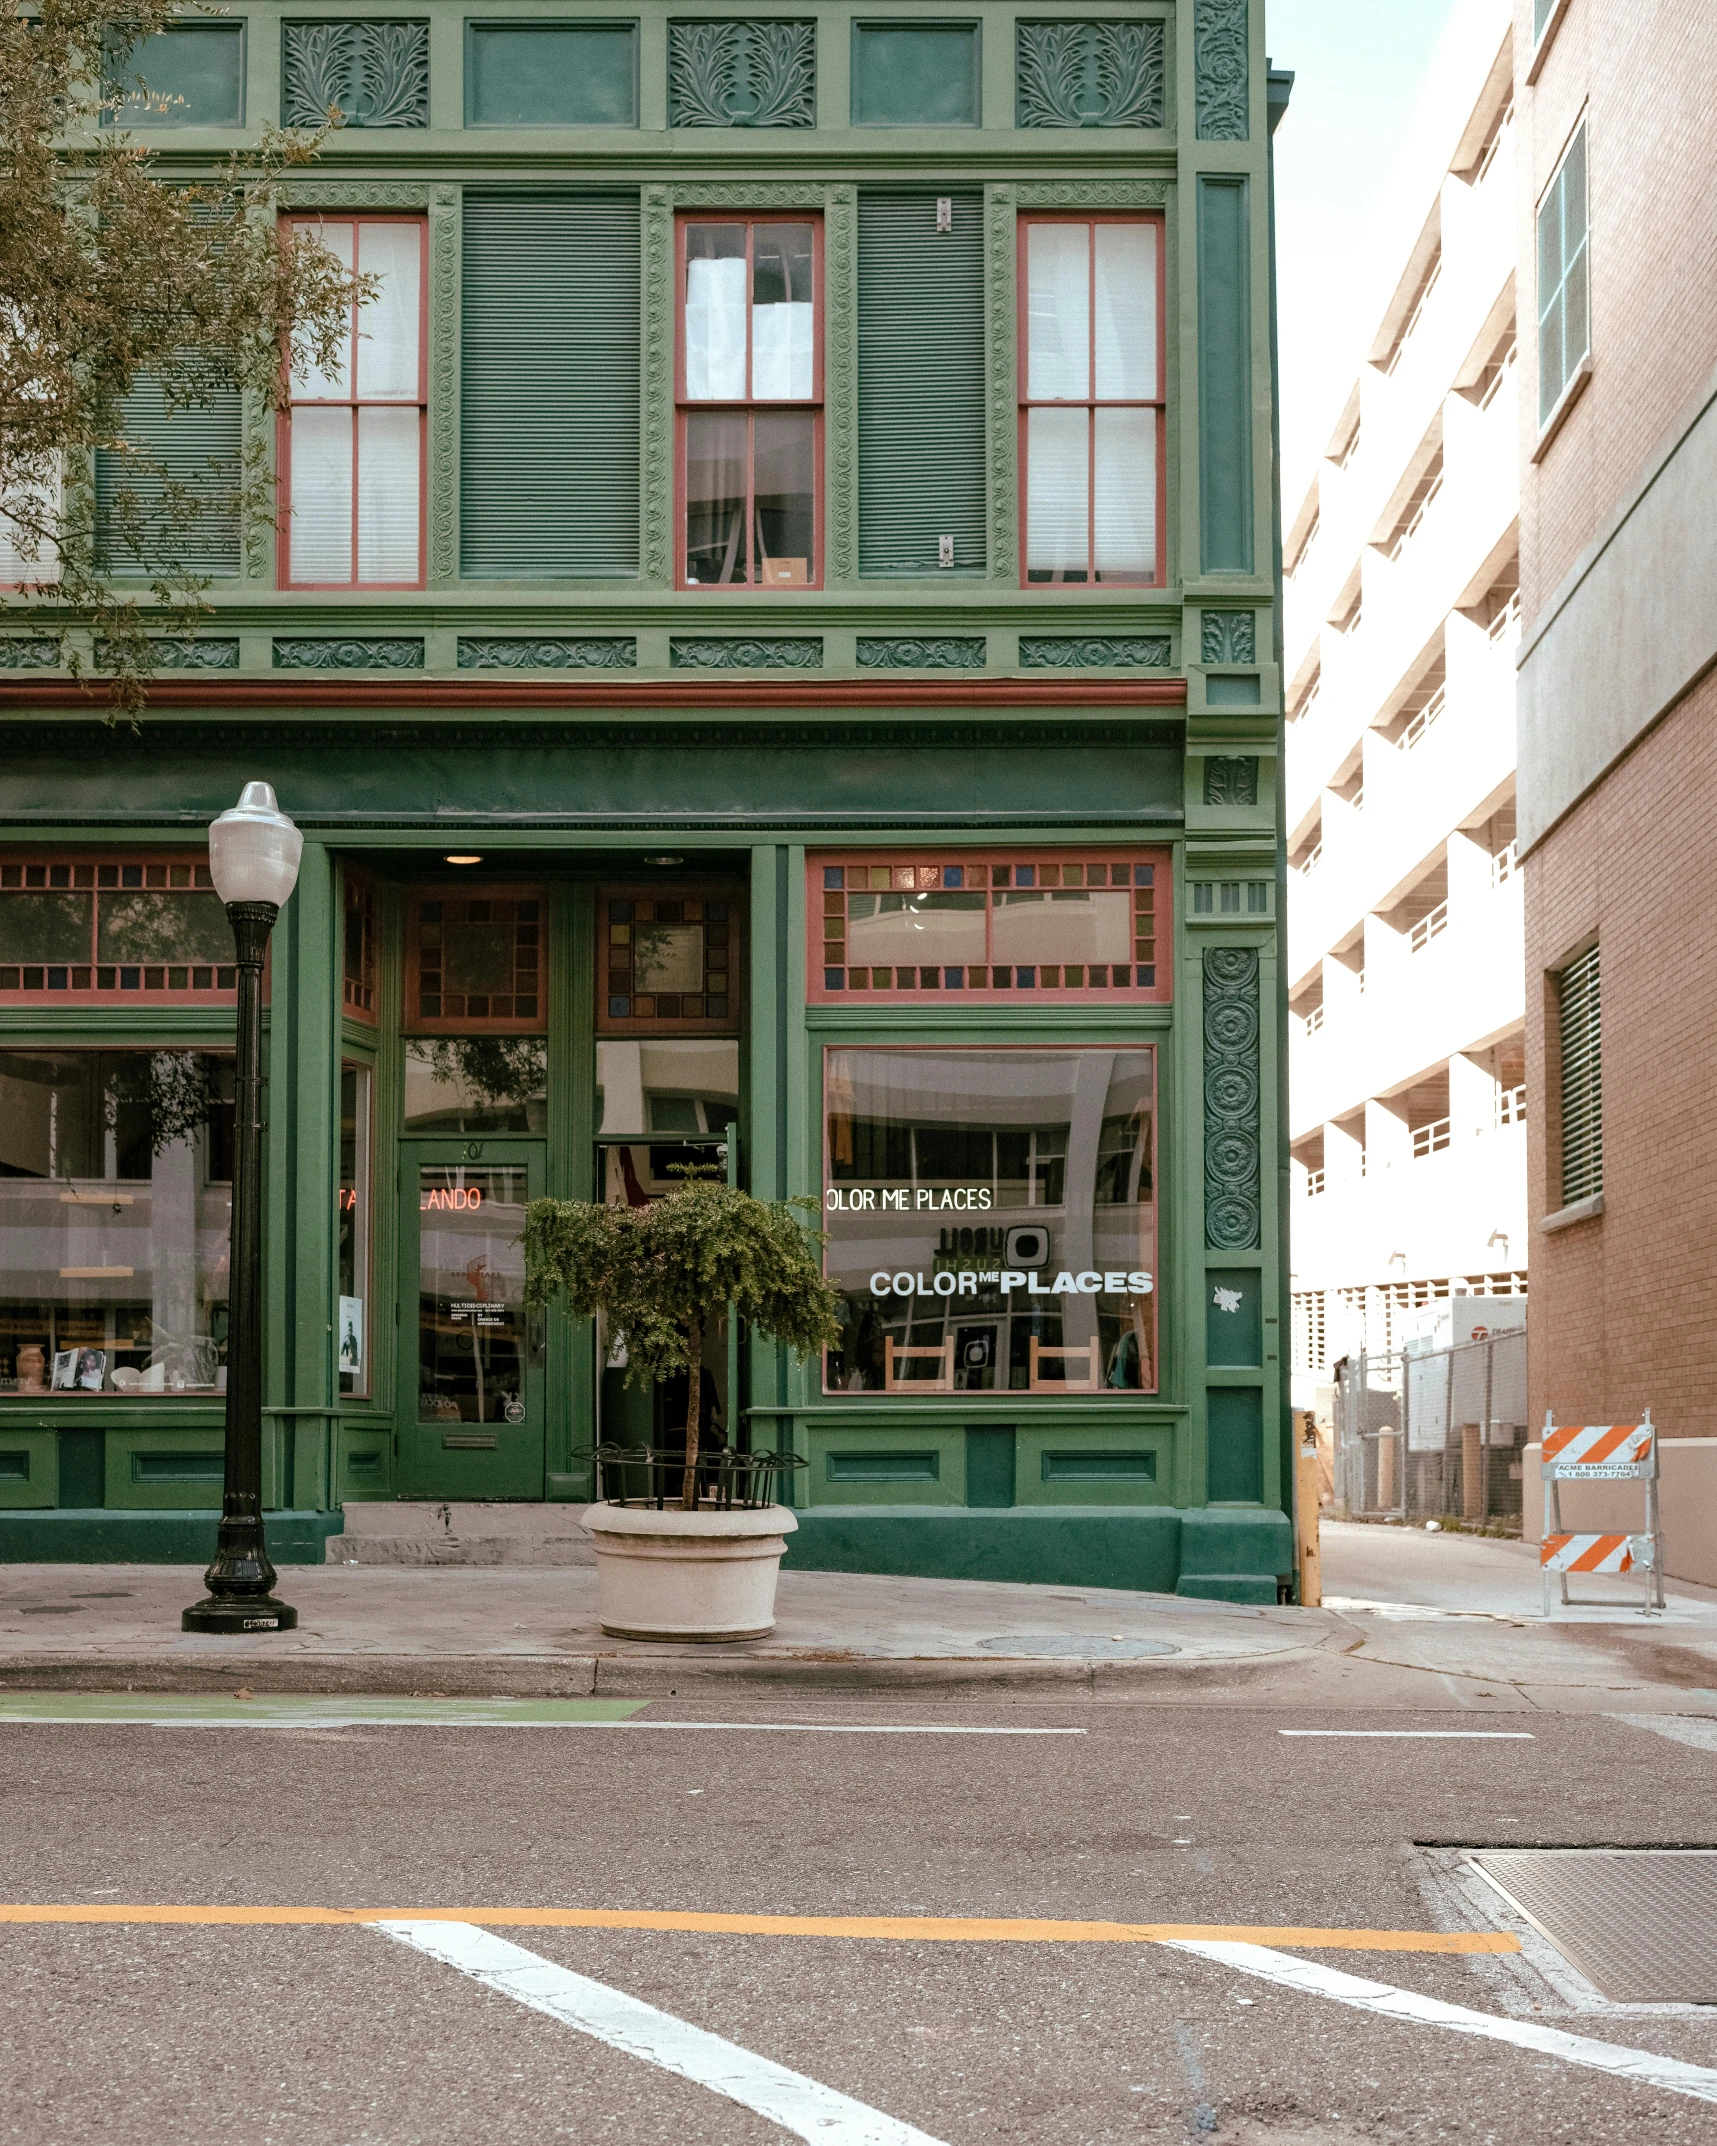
[1516,0,1717,1569]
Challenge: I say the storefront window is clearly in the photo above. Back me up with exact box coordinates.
[595,1040,740,1136]
[810,853,1168,1003]
[337,1062,371,1396]
[343,873,377,1020]
[0,1049,233,1396]
[405,887,545,1032]
[417,1164,527,1424]
[0,857,235,1004]
[822,1046,1157,1395]
[599,887,741,1033]
[402,1038,547,1133]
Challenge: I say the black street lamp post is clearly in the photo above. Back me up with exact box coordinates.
[183,783,303,1636]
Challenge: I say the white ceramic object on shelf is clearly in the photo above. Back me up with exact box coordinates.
[580,1502,798,1642]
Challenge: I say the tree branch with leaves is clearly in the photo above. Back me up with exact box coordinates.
[0,0,366,722]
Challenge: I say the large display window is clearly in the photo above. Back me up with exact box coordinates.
[0,856,236,1007]
[823,1046,1157,1395]
[0,1049,234,1396]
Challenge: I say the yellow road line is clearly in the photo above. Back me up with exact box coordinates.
[0,1905,1518,1953]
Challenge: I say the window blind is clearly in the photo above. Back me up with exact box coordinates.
[1557,943,1601,1205]
[461,192,640,578]
[856,191,986,576]
[95,377,242,576]
[1536,127,1588,425]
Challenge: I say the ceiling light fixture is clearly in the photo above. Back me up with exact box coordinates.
[643,854,684,866]
[444,853,483,866]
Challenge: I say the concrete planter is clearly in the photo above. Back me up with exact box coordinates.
[580,1502,798,1641]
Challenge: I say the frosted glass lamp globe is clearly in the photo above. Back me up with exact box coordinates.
[208,782,303,909]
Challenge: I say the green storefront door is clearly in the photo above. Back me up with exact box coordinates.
[397,1140,546,1499]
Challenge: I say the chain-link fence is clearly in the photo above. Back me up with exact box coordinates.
[1332,1327,1529,1528]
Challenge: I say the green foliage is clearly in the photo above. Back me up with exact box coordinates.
[524,1178,842,1392]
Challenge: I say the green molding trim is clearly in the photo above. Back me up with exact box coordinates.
[668,637,823,669]
[92,636,239,671]
[1019,635,1171,669]
[668,21,816,128]
[824,184,858,584]
[428,187,461,585]
[1194,0,1249,142]
[276,182,437,208]
[1200,609,1256,663]
[640,183,673,587]
[457,637,637,670]
[1013,180,1169,207]
[272,637,426,670]
[1015,19,1165,129]
[281,20,429,129]
[1203,945,1261,1251]
[984,184,1018,583]
[856,636,986,669]
[1202,755,1258,806]
[0,640,61,669]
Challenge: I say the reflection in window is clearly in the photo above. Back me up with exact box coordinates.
[408,888,545,1030]
[595,1039,740,1136]
[418,1165,527,1425]
[0,857,234,999]
[0,1050,233,1396]
[338,1063,371,1396]
[402,1038,547,1133]
[601,890,739,1031]
[823,1047,1156,1395]
[343,873,377,1019]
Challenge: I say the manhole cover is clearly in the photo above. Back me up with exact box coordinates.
[977,1634,1177,1658]
[1471,1849,1717,2001]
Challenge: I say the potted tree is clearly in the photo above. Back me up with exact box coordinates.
[523,1174,840,1641]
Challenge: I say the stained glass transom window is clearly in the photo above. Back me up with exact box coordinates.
[601,890,739,1033]
[808,854,1168,1003]
[0,858,235,1000]
[407,890,544,1033]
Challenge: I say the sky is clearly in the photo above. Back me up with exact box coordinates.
[1267,0,1461,506]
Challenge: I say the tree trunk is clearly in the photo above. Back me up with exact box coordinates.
[679,1319,702,1510]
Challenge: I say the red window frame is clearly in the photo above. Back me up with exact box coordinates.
[278,213,428,592]
[674,213,824,593]
[0,855,237,1008]
[1017,213,1167,591]
[403,885,548,1036]
[806,850,1172,1006]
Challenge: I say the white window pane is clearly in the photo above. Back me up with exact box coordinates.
[1026,406,1089,576]
[685,256,747,400]
[847,893,987,968]
[1094,408,1155,579]
[287,405,352,582]
[355,222,421,399]
[752,303,814,399]
[0,465,62,586]
[356,406,420,582]
[992,890,1131,964]
[289,221,353,399]
[1094,224,1157,400]
[1027,223,1089,400]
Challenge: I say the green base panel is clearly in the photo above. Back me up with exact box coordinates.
[0,1510,345,1566]
[783,1505,1290,1596]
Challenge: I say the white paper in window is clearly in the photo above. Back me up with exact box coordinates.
[1027,223,1090,400]
[685,257,747,399]
[1094,408,1155,578]
[287,405,352,581]
[356,406,420,582]
[751,302,813,399]
[355,222,421,399]
[289,221,354,399]
[1095,223,1157,401]
[1026,406,1088,576]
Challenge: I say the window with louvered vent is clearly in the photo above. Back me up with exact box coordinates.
[1557,944,1601,1205]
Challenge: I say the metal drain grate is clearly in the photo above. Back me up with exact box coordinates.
[1471,1849,1717,2002]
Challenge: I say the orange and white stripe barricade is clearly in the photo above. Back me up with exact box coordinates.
[1540,1413,1664,1616]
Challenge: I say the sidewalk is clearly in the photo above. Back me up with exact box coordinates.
[3,1524,1716,1707]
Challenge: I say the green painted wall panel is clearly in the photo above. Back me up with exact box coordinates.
[466,24,638,127]
[857,191,987,576]
[964,1423,1015,1506]
[1205,1384,1262,1501]
[1204,1268,1261,1365]
[850,23,981,126]
[1195,174,1254,575]
[461,193,641,578]
[0,1430,55,1509]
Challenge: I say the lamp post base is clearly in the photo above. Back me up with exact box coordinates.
[181,1595,299,1635]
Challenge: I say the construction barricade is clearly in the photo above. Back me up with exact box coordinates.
[1540,1414,1665,1617]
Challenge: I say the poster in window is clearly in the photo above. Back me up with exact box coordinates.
[338,1296,364,1377]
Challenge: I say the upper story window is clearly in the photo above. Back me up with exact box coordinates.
[678,217,821,589]
[1019,216,1164,587]
[104,23,246,127]
[1536,125,1589,427]
[281,216,426,589]
[0,859,234,1004]
[1556,943,1601,1206]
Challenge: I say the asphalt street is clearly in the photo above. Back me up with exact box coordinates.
[4,1695,1717,2144]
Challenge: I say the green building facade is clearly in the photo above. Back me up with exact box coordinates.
[0,0,1294,1600]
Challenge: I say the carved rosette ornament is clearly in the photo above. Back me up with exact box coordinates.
[457,639,636,671]
[668,638,823,670]
[856,638,986,670]
[1019,636,1172,669]
[273,638,426,670]
[1204,947,1262,1251]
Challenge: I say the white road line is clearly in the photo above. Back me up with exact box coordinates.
[0,1715,1085,1736]
[1166,1941,1717,2108]
[377,1919,950,2144]
[1278,1730,1535,1740]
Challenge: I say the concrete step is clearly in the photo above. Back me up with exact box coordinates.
[330,1502,595,1567]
